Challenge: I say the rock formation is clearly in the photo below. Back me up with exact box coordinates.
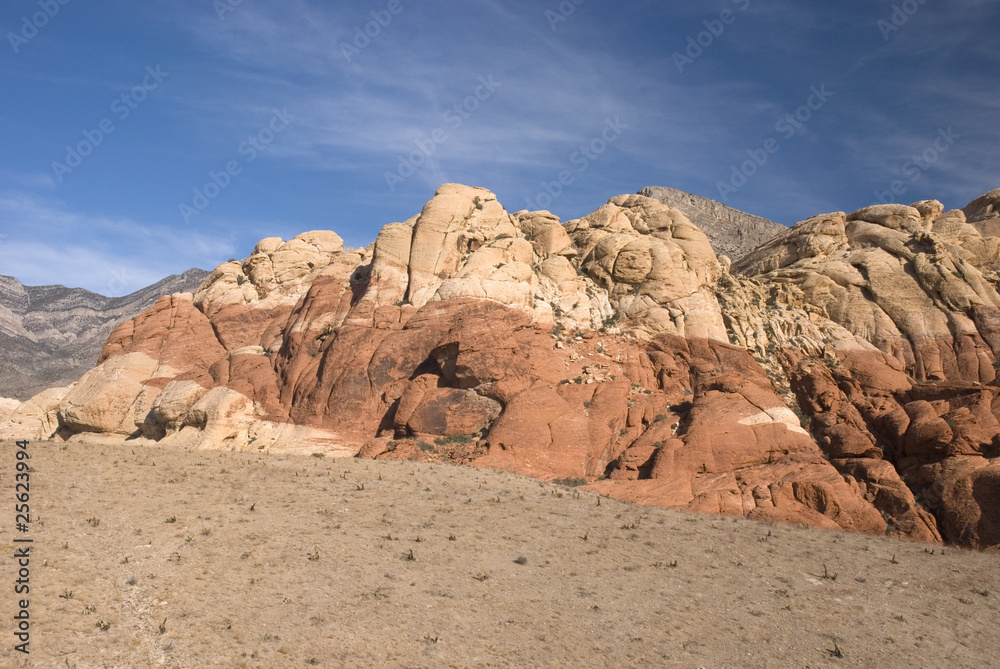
[730,199,1000,549]
[0,386,70,441]
[8,183,1000,551]
[0,397,20,423]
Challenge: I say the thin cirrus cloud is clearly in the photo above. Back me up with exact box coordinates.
[177,3,655,164]
[0,192,235,294]
[166,1,684,219]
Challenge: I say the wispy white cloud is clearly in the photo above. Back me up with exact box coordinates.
[0,171,55,192]
[0,192,234,294]
[156,1,708,180]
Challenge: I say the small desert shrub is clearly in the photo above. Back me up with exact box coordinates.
[791,404,810,430]
[883,512,900,535]
[552,477,586,487]
[433,434,475,446]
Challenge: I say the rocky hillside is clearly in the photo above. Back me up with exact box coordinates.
[638,185,787,261]
[8,183,1000,551]
[0,269,209,399]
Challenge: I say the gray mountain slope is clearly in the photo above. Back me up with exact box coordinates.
[638,186,787,262]
[0,268,209,400]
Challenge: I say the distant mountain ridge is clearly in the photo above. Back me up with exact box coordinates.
[638,186,787,261]
[0,268,209,399]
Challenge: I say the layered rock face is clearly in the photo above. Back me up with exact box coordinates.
[13,183,1000,550]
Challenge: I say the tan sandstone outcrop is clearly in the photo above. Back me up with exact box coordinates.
[735,203,1000,385]
[0,386,71,440]
[964,188,1000,236]
[0,397,19,423]
[565,194,726,340]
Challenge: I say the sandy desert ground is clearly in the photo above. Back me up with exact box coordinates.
[1,439,998,668]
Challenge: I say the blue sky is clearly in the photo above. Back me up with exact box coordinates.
[1,0,997,294]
